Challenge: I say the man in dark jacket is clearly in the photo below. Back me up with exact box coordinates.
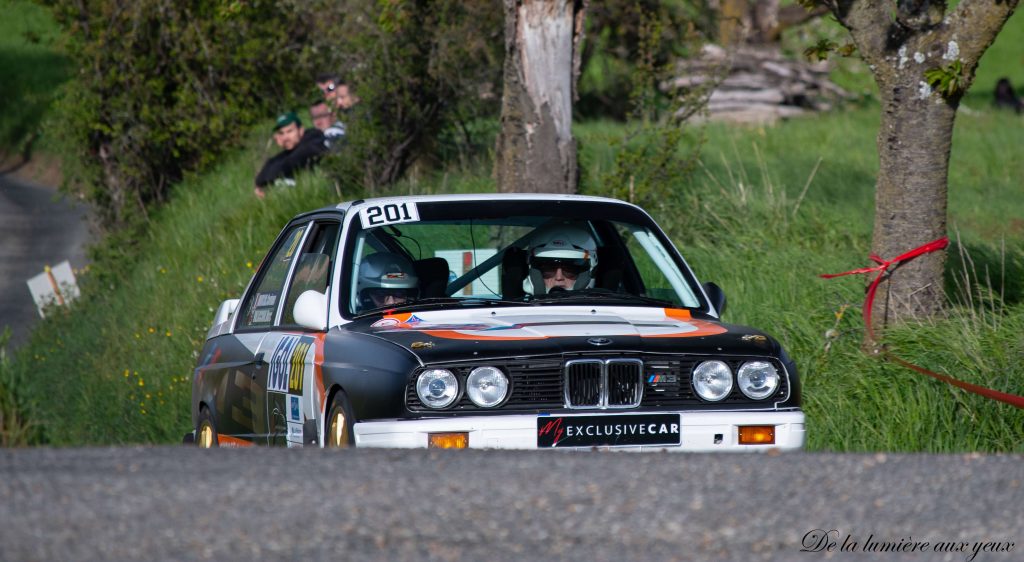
[254,112,327,199]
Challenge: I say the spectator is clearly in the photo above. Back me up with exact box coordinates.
[316,73,360,112]
[254,112,327,199]
[994,77,1023,113]
[310,101,345,149]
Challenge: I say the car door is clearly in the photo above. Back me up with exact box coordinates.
[254,220,340,446]
[233,221,311,445]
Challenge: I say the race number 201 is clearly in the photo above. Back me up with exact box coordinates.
[358,201,420,228]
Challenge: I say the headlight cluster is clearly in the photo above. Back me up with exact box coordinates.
[415,366,510,409]
[691,360,780,401]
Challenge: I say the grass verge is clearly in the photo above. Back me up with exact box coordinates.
[5,103,1023,450]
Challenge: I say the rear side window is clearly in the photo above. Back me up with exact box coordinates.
[238,223,308,329]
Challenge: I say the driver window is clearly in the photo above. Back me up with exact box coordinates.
[281,222,339,326]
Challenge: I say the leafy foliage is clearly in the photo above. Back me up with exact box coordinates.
[42,0,332,226]
[321,0,503,194]
[0,1,70,157]
[579,0,714,119]
[0,328,36,447]
[591,4,709,210]
[802,38,857,62]
[925,60,966,99]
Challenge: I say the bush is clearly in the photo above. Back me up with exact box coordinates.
[43,0,334,226]
[579,0,713,119]
[321,0,503,193]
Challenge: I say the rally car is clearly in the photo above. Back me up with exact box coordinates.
[189,194,804,451]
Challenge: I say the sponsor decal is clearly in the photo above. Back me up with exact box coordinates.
[383,272,407,280]
[252,309,274,324]
[287,421,303,443]
[371,314,424,329]
[283,226,306,259]
[289,394,302,423]
[741,334,769,345]
[254,293,277,308]
[538,414,681,448]
[410,341,435,349]
[198,343,222,368]
[217,435,253,448]
[268,335,314,394]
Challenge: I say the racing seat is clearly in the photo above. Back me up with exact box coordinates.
[413,257,450,298]
[593,245,626,292]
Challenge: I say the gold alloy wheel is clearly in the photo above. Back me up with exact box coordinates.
[198,422,215,448]
[328,409,350,448]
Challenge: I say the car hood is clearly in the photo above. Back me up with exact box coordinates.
[344,306,780,365]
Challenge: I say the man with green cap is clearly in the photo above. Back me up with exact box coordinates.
[253,111,327,199]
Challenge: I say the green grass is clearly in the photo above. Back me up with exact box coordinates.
[0,0,70,155]
[6,102,1023,450]
[4,4,1024,450]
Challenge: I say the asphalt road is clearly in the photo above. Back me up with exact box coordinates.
[1,447,1020,561]
[0,173,90,348]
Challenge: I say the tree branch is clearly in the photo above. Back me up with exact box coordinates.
[822,0,898,61]
[945,0,1020,64]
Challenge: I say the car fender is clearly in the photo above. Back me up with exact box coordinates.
[320,329,421,423]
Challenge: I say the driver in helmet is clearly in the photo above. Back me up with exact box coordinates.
[356,252,419,311]
[524,224,598,295]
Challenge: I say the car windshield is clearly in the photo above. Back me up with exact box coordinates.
[343,199,704,316]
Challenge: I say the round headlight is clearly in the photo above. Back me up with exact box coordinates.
[416,369,459,409]
[738,361,780,400]
[692,360,733,402]
[466,366,509,408]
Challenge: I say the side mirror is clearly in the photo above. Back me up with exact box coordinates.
[207,299,241,339]
[213,299,240,326]
[702,282,727,317]
[294,290,328,331]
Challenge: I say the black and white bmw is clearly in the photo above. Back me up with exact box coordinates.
[189,194,804,451]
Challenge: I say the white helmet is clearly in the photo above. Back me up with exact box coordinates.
[525,224,597,294]
[356,252,419,310]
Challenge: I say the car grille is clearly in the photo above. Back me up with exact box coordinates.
[564,359,643,408]
[405,355,787,412]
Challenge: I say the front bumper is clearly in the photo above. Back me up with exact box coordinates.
[353,409,805,452]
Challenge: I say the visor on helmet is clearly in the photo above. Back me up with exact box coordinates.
[530,256,589,279]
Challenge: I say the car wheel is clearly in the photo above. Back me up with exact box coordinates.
[196,407,219,448]
[325,391,355,448]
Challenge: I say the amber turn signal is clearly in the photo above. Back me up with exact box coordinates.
[428,432,469,449]
[738,425,775,445]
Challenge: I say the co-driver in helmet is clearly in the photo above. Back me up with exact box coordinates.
[356,252,419,311]
[524,224,598,295]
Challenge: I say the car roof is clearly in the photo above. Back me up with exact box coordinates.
[294,193,642,220]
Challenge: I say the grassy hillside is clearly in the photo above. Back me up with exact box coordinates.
[0,0,70,156]
[3,5,1023,450]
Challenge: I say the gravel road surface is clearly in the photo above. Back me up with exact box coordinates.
[1,447,1020,561]
[0,173,90,347]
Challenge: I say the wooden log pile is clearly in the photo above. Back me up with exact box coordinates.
[669,44,852,124]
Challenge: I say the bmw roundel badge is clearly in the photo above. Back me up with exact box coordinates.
[587,337,613,346]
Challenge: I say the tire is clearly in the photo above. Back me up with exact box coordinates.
[324,390,355,448]
[196,407,219,448]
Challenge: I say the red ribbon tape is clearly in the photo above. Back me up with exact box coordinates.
[821,236,1024,409]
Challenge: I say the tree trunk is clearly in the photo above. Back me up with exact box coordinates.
[871,74,955,328]
[820,0,1020,338]
[495,0,586,194]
